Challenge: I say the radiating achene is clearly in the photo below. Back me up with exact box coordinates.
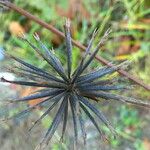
[1,19,150,150]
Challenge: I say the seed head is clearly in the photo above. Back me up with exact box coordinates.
[1,20,150,149]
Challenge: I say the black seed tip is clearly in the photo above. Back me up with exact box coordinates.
[0,77,7,82]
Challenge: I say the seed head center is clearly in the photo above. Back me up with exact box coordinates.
[67,82,75,92]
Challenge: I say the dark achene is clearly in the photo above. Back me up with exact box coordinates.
[1,19,150,150]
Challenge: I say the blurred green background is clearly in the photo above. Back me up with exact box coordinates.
[0,0,150,150]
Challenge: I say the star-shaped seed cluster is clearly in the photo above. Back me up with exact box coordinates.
[1,20,150,149]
